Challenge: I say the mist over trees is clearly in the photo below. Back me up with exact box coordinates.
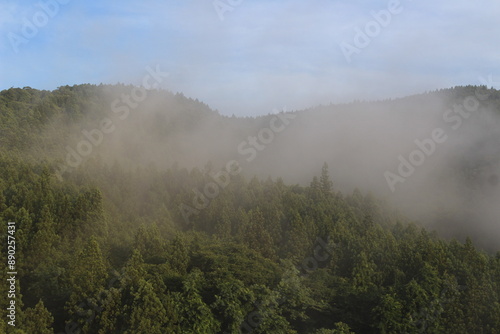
[1,84,500,333]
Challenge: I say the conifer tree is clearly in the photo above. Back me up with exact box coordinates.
[22,299,54,334]
[125,279,168,334]
[176,269,220,333]
[65,237,108,332]
[320,162,333,195]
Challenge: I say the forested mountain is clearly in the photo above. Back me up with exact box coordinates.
[1,85,500,333]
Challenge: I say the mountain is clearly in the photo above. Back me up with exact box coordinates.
[1,84,499,333]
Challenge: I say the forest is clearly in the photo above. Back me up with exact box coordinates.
[1,85,500,333]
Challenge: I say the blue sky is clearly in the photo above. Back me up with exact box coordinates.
[1,0,499,116]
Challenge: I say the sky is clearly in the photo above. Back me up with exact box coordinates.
[0,0,499,116]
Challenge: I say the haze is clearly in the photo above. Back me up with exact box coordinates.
[24,85,497,251]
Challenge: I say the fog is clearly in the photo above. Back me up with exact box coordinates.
[247,92,500,250]
[38,85,500,251]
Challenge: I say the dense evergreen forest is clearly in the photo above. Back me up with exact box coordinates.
[1,85,500,333]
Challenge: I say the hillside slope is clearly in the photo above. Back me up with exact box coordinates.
[1,84,500,333]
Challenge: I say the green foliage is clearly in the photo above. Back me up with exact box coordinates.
[65,237,108,332]
[22,299,54,334]
[175,270,220,333]
[126,279,168,334]
[0,85,499,333]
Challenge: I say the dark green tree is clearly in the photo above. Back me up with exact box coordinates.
[320,162,333,196]
[125,279,168,334]
[22,299,54,334]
